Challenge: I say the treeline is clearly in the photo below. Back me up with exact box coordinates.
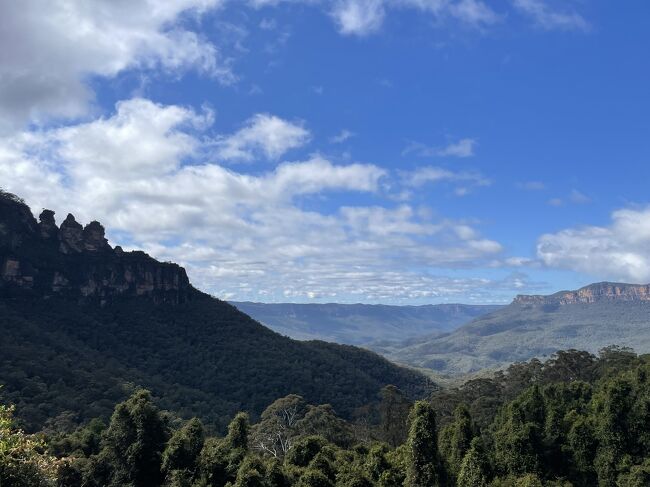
[2,347,650,486]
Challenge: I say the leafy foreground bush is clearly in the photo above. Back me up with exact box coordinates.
[2,348,650,486]
[0,401,63,486]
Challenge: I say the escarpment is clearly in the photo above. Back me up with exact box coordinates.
[0,192,193,305]
[513,282,650,306]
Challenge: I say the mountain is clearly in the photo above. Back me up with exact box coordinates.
[231,301,502,345]
[383,282,650,375]
[0,191,431,431]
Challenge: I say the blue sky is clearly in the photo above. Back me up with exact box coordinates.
[1,0,650,304]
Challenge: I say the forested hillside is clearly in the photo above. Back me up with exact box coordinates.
[0,191,431,432]
[384,284,650,374]
[4,348,649,486]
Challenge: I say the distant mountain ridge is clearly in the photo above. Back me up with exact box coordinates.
[382,281,650,375]
[513,282,650,305]
[231,301,502,346]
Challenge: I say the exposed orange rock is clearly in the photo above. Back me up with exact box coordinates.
[513,282,650,305]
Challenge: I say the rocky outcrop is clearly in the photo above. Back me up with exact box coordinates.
[513,282,650,306]
[82,220,109,252]
[0,191,194,305]
[59,214,84,253]
[38,209,58,240]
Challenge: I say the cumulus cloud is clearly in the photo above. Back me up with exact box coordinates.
[512,0,589,31]
[332,0,386,36]
[537,207,650,283]
[0,97,509,301]
[0,0,227,132]
[215,114,311,162]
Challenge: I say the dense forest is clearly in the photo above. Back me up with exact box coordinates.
[0,295,430,434]
[3,347,649,486]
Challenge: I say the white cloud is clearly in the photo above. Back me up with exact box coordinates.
[512,0,589,31]
[248,0,318,7]
[250,0,502,32]
[449,0,501,26]
[341,205,439,236]
[0,98,509,302]
[272,157,386,195]
[332,0,386,36]
[215,114,311,162]
[438,138,477,158]
[403,138,476,158]
[250,0,592,36]
[537,207,650,283]
[0,0,229,133]
[330,129,355,144]
[330,0,499,35]
[401,166,491,190]
[500,256,536,267]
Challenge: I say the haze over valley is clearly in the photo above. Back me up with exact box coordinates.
[231,301,503,345]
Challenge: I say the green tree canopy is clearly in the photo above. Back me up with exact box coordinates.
[405,400,441,487]
[98,389,169,487]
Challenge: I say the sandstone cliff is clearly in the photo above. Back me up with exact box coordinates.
[513,282,650,306]
[0,191,193,305]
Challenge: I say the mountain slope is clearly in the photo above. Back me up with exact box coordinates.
[231,301,502,345]
[0,191,431,431]
[384,282,650,375]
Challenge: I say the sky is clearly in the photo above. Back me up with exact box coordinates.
[1,0,649,304]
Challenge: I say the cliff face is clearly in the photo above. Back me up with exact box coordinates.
[0,192,193,305]
[513,282,650,306]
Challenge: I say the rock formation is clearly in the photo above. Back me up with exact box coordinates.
[0,191,194,305]
[59,213,84,253]
[513,282,650,305]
